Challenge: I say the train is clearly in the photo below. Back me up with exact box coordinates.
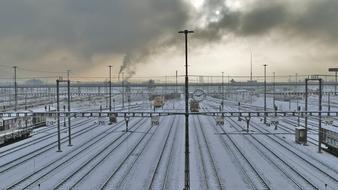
[153,96,165,108]
[190,100,200,112]
[320,125,338,156]
[0,108,50,146]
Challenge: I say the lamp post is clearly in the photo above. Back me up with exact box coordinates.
[263,64,267,124]
[222,72,224,110]
[178,29,194,190]
[175,70,178,95]
[13,66,17,111]
[67,71,72,146]
[56,79,61,152]
[273,72,276,108]
[122,72,125,108]
[109,66,112,112]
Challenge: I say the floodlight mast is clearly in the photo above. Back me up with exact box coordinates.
[263,64,268,124]
[109,66,112,112]
[178,29,193,190]
[13,66,17,111]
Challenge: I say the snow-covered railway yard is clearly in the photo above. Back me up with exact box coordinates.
[0,98,338,190]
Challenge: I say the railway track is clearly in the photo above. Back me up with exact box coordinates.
[213,102,338,190]
[208,96,338,130]
[147,116,179,190]
[0,120,99,174]
[204,101,338,189]
[8,118,146,189]
[200,105,271,190]
[192,115,224,190]
[224,118,313,189]
[0,103,143,160]
[204,103,319,189]
[0,118,90,158]
[98,118,174,189]
[247,121,338,188]
[221,103,338,179]
[223,116,319,190]
[53,118,150,189]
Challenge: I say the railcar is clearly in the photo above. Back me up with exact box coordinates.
[153,96,165,108]
[0,116,33,146]
[321,125,338,156]
[190,100,199,112]
[0,108,49,146]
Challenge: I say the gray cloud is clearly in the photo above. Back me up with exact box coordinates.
[0,0,338,77]
[197,0,338,42]
[0,0,190,75]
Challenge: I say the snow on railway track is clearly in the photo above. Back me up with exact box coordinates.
[0,119,98,174]
[12,120,147,189]
[203,100,338,189]
[191,115,224,190]
[147,116,180,189]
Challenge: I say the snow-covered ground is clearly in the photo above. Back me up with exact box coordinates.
[0,95,337,190]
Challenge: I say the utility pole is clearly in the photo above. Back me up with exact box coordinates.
[178,29,194,190]
[122,72,125,108]
[109,66,112,112]
[228,75,230,99]
[250,51,253,81]
[295,73,298,92]
[222,72,224,110]
[13,66,17,111]
[328,93,330,116]
[56,79,61,152]
[273,72,276,107]
[336,71,337,95]
[319,79,322,153]
[165,75,168,95]
[263,64,267,124]
[67,70,72,146]
[176,70,178,95]
[305,79,308,133]
[67,79,72,146]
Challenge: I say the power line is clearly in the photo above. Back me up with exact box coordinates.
[17,67,67,74]
[0,64,66,74]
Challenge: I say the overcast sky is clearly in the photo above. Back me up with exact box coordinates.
[0,0,337,80]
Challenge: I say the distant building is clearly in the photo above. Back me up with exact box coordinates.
[25,79,44,85]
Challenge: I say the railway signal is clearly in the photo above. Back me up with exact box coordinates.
[245,117,250,133]
[124,115,130,132]
[263,64,268,124]
[151,116,160,126]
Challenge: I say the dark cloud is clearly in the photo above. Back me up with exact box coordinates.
[0,0,190,74]
[0,0,338,77]
[198,0,338,42]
